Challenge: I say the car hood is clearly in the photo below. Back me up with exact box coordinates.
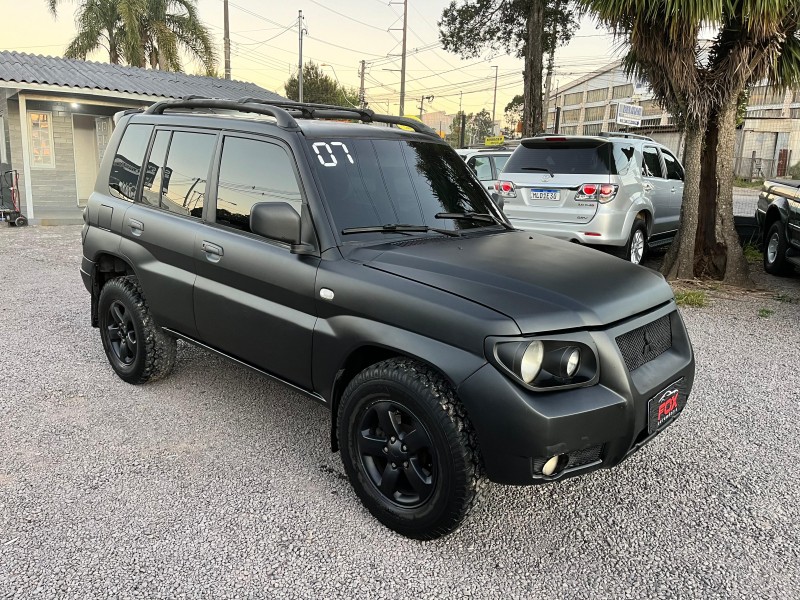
[346,231,674,332]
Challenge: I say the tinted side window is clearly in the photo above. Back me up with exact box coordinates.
[662,150,684,181]
[109,124,153,201]
[642,146,664,178]
[216,137,303,232]
[468,156,493,180]
[141,130,170,207]
[161,132,216,218]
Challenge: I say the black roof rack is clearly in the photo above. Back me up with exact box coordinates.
[143,96,439,137]
[599,131,654,141]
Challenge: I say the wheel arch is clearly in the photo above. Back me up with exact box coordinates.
[327,342,481,452]
[763,205,786,243]
[90,252,137,327]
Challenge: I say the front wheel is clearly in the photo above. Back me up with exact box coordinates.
[338,358,482,540]
[98,276,176,384]
[763,221,792,276]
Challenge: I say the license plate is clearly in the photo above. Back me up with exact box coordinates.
[647,380,684,434]
[529,189,559,201]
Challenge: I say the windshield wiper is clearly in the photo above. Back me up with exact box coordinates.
[435,211,498,224]
[341,224,461,237]
[520,166,555,177]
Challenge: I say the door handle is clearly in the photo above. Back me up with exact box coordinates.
[201,241,224,261]
[642,182,655,193]
[128,218,144,236]
[671,187,677,193]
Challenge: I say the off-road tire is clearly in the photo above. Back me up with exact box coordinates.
[98,276,176,384]
[763,221,792,276]
[619,216,647,265]
[338,358,482,540]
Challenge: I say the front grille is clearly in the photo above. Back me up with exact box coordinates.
[616,314,672,372]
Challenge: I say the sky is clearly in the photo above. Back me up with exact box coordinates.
[0,1,622,122]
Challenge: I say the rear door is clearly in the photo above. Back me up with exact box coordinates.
[641,145,674,235]
[501,139,611,225]
[193,133,318,387]
[118,126,217,338]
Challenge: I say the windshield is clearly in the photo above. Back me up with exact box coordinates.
[307,138,501,240]
[504,140,617,175]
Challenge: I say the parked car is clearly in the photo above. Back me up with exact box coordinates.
[81,99,695,540]
[756,178,800,275]
[496,133,685,264]
[455,148,512,194]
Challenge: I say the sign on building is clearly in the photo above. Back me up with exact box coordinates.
[484,135,505,146]
[616,103,643,127]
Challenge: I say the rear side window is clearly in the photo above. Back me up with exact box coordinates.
[109,123,153,201]
[215,136,303,232]
[613,144,636,175]
[504,141,616,175]
[160,131,216,218]
[468,156,493,180]
[642,146,664,178]
[662,150,684,181]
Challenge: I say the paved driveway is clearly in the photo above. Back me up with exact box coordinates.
[1,226,798,599]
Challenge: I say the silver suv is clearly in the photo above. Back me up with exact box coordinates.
[456,148,512,194]
[497,134,685,264]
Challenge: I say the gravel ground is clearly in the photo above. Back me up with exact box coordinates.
[1,225,799,599]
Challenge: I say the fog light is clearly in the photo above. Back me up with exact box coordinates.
[542,455,561,476]
[565,348,580,377]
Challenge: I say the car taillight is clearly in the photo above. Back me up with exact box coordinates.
[497,180,516,197]
[575,183,618,202]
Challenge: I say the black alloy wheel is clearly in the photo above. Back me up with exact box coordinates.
[106,300,137,366]
[338,358,482,540]
[356,400,436,508]
[98,276,177,384]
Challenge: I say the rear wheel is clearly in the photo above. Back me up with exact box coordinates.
[98,276,176,384]
[338,358,482,540]
[763,221,791,276]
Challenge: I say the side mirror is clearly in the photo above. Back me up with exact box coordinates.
[250,202,302,245]
[491,191,505,211]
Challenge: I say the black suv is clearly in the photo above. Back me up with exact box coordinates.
[757,179,800,276]
[81,98,695,539]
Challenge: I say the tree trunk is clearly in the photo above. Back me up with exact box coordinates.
[695,108,723,277]
[522,0,545,137]
[714,99,753,287]
[662,120,705,281]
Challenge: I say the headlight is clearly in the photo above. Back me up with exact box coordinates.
[490,337,597,391]
[520,341,544,383]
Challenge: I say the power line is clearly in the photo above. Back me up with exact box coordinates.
[306,0,389,32]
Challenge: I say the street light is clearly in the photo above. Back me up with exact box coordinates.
[320,63,359,108]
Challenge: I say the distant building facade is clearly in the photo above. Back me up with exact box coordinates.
[548,60,800,179]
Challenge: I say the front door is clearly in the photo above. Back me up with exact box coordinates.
[193,134,318,387]
[73,115,99,206]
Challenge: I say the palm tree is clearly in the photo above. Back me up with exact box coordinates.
[580,0,800,285]
[47,0,216,74]
[47,0,143,65]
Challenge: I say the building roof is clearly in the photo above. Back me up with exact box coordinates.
[0,51,284,101]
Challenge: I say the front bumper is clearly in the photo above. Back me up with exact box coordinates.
[456,301,695,485]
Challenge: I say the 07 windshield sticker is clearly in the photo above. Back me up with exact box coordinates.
[312,141,355,167]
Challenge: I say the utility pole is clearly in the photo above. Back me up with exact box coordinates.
[358,60,366,109]
[458,91,463,114]
[389,0,409,115]
[418,94,434,119]
[298,10,305,102]
[491,65,499,135]
[223,0,231,79]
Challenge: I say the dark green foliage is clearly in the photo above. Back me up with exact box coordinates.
[285,62,360,106]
